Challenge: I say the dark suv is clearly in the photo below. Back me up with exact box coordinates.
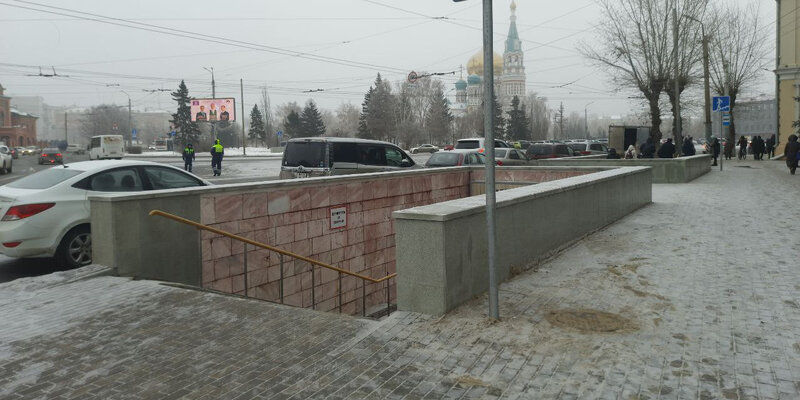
[526,143,574,160]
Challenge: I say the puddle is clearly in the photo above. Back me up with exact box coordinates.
[545,309,637,333]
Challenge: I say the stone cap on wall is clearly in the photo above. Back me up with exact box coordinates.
[393,166,651,222]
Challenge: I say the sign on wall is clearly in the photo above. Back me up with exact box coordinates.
[330,206,347,230]
[190,98,236,122]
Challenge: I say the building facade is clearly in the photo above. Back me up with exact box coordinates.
[0,84,38,147]
[776,0,800,146]
[452,1,526,116]
[713,96,776,139]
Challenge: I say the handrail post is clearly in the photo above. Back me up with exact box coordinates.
[279,253,284,304]
[386,277,390,317]
[243,243,248,298]
[311,264,315,310]
[338,272,342,314]
[362,281,366,317]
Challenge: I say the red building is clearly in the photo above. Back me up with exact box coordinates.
[0,84,38,147]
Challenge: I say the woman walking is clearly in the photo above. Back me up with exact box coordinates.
[784,134,800,175]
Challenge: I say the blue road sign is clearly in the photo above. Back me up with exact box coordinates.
[131,128,137,139]
[712,96,730,112]
[170,130,176,137]
[277,130,283,137]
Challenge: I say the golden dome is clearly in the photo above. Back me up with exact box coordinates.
[466,50,503,76]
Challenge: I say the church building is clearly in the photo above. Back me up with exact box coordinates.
[452,1,526,116]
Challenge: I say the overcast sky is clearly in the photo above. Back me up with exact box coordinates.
[0,0,776,119]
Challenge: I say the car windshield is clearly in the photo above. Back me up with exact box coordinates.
[528,145,552,155]
[455,140,480,149]
[6,168,84,189]
[426,152,461,167]
[283,141,326,168]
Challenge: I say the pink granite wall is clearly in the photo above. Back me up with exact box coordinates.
[197,167,596,316]
[199,170,471,315]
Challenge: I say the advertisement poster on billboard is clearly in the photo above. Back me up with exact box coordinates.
[191,98,236,122]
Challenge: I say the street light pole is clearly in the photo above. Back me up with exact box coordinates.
[453,0,498,320]
[121,90,132,147]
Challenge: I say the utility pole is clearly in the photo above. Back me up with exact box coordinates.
[584,101,594,138]
[64,112,68,144]
[241,78,246,156]
[204,67,217,140]
[481,0,498,320]
[673,5,682,155]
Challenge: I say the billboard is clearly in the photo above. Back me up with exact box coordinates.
[190,98,236,122]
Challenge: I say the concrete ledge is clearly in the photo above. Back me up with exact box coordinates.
[393,166,652,315]
[528,154,711,183]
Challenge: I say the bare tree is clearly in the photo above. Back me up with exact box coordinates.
[81,105,129,139]
[707,1,771,143]
[580,0,676,143]
[330,103,359,137]
[526,93,550,141]
[260,87,275,147]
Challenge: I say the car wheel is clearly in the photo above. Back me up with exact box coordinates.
[57,225,92,268]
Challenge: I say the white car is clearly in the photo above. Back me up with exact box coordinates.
[0,160,211,267]
[0,146,12,174]
[410,144,439,154]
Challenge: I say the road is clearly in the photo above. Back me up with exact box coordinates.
[0,150,433,282]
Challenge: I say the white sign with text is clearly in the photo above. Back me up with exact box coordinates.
[330,206,347,229]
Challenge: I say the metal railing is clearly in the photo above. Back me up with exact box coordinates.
[149,210,396,317]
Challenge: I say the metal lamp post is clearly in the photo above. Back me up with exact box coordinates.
[454,0,499,320]
[120,90,132,147]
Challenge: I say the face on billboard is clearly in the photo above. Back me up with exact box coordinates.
[191,98,235,122]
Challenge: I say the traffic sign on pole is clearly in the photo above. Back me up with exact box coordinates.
[712,96,730,112]
[407,71,418,84]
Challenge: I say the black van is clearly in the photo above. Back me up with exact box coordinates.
[279,137,418,179]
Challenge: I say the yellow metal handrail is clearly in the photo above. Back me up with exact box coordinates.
[149,210,396,316]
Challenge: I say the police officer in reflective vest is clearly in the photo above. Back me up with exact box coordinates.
[210,139,224,176]
[182,143,195,172]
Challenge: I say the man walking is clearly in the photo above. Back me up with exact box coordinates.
[211,139,224,176]
[182,143,195,172]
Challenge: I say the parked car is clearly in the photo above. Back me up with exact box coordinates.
[567,141,608,155]
[424,150,486,168]
[454,138,512,152]
[512,140,532,150]
[0,146,12,174]
[66,143,85,155]
[494,148,530,166]
[410,144,439,154]
[0,160,211,267]
[279,137,418,179]
[38,148,64,165]
[526,143,574,160]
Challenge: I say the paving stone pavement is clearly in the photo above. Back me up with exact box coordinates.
[1,158,799,399]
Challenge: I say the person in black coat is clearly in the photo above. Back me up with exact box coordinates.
[711,137,720,166]
[766,134,776,158]
[784,134,800,174]
[657,138,675,158]
[606,148,621,159]
[682,136,695,156]
[639,138,656,158]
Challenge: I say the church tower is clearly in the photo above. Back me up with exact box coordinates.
[500,1,525,111]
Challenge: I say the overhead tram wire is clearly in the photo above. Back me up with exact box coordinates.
[2,1,410,74]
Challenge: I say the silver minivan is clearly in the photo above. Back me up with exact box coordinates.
[279,137,418,179]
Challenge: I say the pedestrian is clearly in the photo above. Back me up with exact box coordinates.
[784,134,800,175]
[756,136,766,160]
[211,138,224,176]
[711,137,720,166]
[682,136,695,156]
[639,137,656,158]
[766,134,776,158]
[606,148,621,159]
[724,139,734,160]
[737,136,748,160]
[624,145,637,159]
[182,143,195,172]
[657,138,675,158]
